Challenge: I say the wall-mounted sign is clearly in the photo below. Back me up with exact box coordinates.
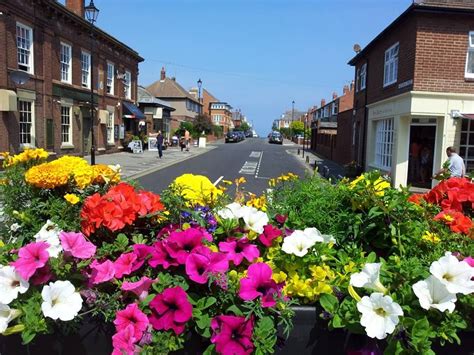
[114,125,119,140]
[398,79,413,89]
[119,124,125,139]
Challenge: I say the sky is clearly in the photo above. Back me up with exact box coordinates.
[82,0,412,135]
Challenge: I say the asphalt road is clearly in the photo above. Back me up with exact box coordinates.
[137,138,307,195]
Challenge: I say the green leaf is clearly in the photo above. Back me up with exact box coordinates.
[366,252,377,263]
[411,317,431,349]
[203,344,216,355]
[319,293,339,313]
[196,314,211,330]
[226,305,243,316]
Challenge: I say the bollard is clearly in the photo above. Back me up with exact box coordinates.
[306,156,309,164]
[297,148,300,155]
[313,162,317,170]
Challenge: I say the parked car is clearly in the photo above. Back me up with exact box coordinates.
[225,131,240,143]
[237,131,246,141]
[269,132,283,145]
[245,130,253,138]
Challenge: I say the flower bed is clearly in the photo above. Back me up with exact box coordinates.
[0,151,473,354]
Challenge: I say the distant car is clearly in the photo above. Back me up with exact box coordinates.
[252,133,258,138]
[269,132,283,145]
[225,131,240,143]
[245,130,253,138]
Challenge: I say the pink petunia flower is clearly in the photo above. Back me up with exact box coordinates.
[258,225,282,247]
[464,256,474,268]
[275,214,287,225]
[114,253,138,279]
[59,232,96,259]
[30,265,53,286]
[148,241,179,269]
[90,260,115,284]
[211,315,254,355]
[219,238,260,266]
[121,277,155,301]
[11,242,50,280]
[112,324,137,355]
[185,246,229,284]
[239,263,281,308]
[166,228,211,264]
[131,244,153,272]
[148,286,193,335]
[113,303,149,340]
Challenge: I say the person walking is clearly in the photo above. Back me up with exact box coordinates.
[157,130,164,158]
[433,146,466,179]
[184,129,190,152]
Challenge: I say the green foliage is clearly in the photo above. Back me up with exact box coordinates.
[252,316,277,355]
[290,121,304,134]
[193,114,213,136]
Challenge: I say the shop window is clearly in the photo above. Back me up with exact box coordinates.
[374,118,394,170]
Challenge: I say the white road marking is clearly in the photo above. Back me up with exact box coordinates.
[254,151,264,178]
[249,151,262,158]
[239,161,258,175]
[213,176,224,186]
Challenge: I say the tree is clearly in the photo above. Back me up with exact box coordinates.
[175,121,195,137]
[290,121,305,135]
[239,122,251,132]
[193,114,213,136]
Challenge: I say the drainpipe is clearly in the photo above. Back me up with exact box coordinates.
[361,57,369,169]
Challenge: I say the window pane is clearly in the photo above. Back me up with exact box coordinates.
[467,51,474,74]
[462,118,469,131]
[461,133,468,145]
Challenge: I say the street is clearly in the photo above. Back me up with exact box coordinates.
[137,139,307,195]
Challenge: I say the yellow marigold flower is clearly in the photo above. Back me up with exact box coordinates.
[285,275,314,299]
[92,164,121,184]
[171,174,222,206]
[64,193,80,205]
[421,231,440,244]
[313,282,333,296]
[309,265,334,282]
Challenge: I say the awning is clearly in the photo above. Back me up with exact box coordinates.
[461,114,474,120]
[123,101,145,120]
[0,89,17,112]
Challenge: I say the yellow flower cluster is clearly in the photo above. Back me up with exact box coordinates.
[1,148,49,168]
[349,174,391,196]
[273,264,335,302]
[268,172,299,187]
[25,156,120,190]
[246,193,267,211]
[64,193,80,205]
[172,174,222,205]
[421,231,440,244]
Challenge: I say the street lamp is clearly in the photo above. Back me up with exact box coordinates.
[291,100,295,121]
[85,0,99,165]
[197,78,202,114]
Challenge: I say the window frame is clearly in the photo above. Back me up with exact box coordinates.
[106,110,115,145]
[360,63,367,90]
[459,118,474,172]
[356,68,360,92]
[81,50,91,88]
[373,118,394,170]
[60,42,72,84]
[465,31,474,79]
[106,62,115,95]
[60,104,73,147]
[383,42,399,87]
[124,70,131,99]
[16,22,34,74]
[18,99,35,149]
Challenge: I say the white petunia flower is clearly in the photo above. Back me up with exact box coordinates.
[412,275,457,313]
[281,230,318,257]
[302,227,325,243]
[321,234,337,244]
[0,266,29,305]
[41,280,83,321]
[356,292,403,340]
[430,252,474,295]
[10,223,21,232]
[217,202,245,220]
[241,206,269,234]
[0,304,13,333]
[350,263,387,293]
[34,220,63,258]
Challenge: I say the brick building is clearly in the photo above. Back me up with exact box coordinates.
[210,102,233,134]
[310,84,354,164]
[0,0,144,157]
[349,0,474,188]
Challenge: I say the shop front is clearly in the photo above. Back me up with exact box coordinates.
[366,91,474,189]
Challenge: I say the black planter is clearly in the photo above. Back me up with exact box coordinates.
[0,320,113,355]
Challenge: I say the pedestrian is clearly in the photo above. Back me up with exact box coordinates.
[184,129,190,152]
[433,146,465,179]
[157,130,164,158]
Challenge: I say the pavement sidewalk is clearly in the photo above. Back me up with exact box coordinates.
[287,143,347,180]
[85,143,219,179]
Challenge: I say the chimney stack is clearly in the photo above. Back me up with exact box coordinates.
[332,92,338,100]
[343,85,350,95]
[321,99,326,107]
[160,67,166,81]
[66,0,85,18]
[350,80,355,91]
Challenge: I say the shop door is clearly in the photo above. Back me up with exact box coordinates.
[408,125,436,188]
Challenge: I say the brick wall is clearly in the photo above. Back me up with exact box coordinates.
[333,109,354,165]
[0,0,142,155]
[414,12,474,94]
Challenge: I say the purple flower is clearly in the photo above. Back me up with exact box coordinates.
[239,263,281,307]
[185,246,229,284]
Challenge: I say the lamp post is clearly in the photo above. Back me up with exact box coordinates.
[303,113,308,158]
[197,78,202,114]
[85,0,99,165]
